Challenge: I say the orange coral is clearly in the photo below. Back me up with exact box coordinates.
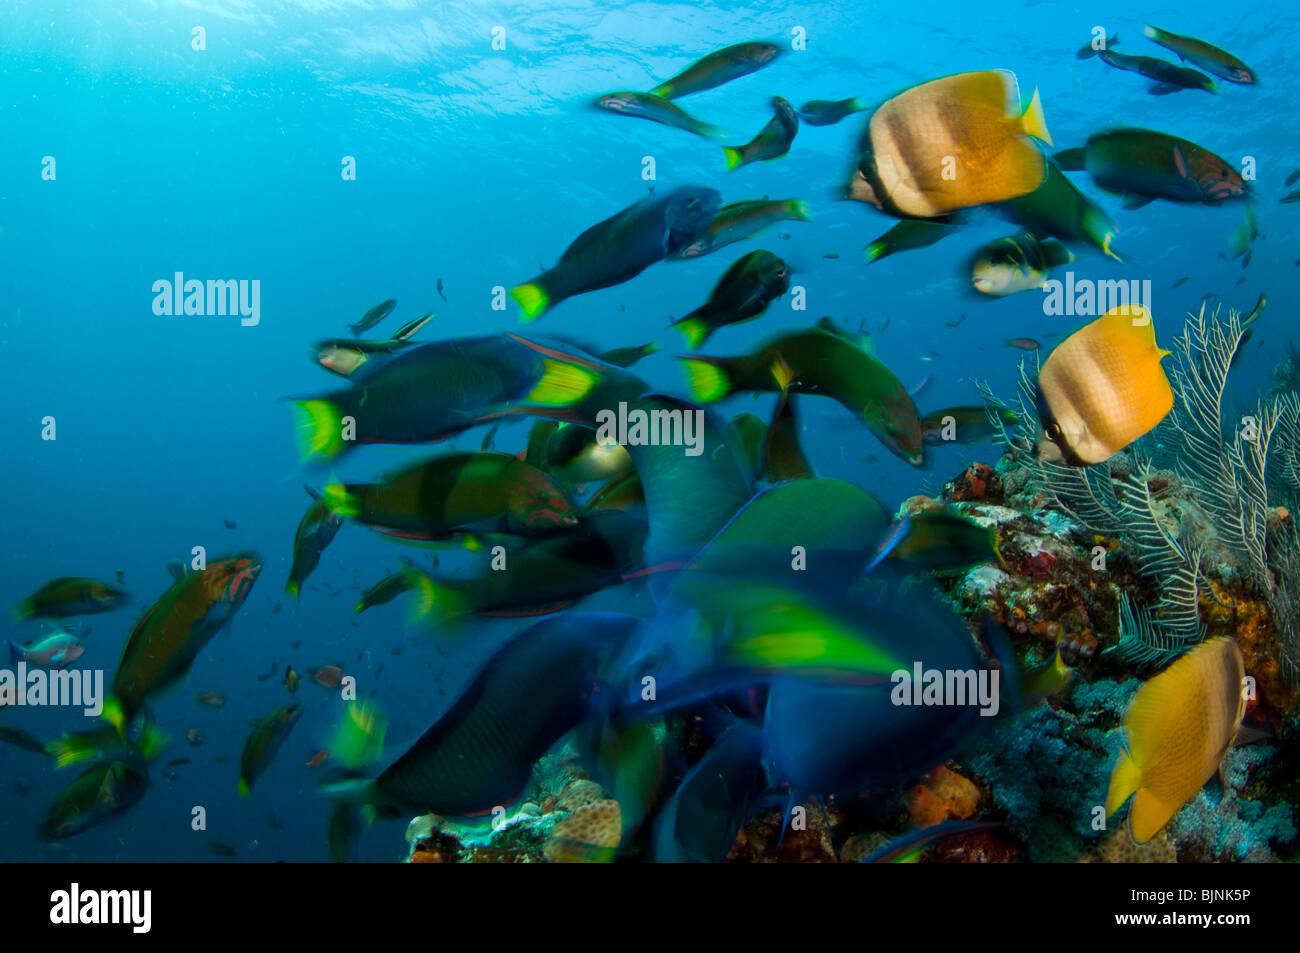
[907,766,981,827]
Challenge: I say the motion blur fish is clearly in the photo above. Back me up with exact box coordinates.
[348,298,396,336]
[863,219,955,263]
[798,96,867,126]
[104,554,262,732]
[598,342,660,367]
[0,726,49,756]
[355,568,435,617]
[313,336,420,379]
[921,405,1019,445]
[311,665,343,689]
[323,451,578,541]
[673,250,790,348]
[9,628,85,668]
[1106,637,1246,843]
[320,614,639,817]
[1036,305,1173,465]
[649,41,781,99]
[40,759,150,841]
[679,326,924,465]
[847,70,1052,218]
[1096,49,1216,94]
[869,510,1003,573]
[511,186,721,320]
[592,91,722,139]
[970,232,1073,297]
[294,333,618,462]
[763,392,814,482]
[671,199,811,260]
[238,703,302,796]
[1143,24,1255,84]
[328,699,389,769]
[1055,129,1246,207]
[722,97,799,171]
[998,161,1120,260]
[286,497,344,599]
[542,422,635,484]
[14,577,126,622]
[197,691,225,707]
[45,719,165,770]
[1076,33,1119,59]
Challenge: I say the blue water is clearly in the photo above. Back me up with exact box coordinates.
[1,0,1292,861]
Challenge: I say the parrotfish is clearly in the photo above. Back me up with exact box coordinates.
[864,220,956,264]
[592,91,722,139]
[1055,128,1246,207]
[798,96,867,126]
[670,198,811,260]
[510,186,721,321]
[722,97,799,171]
[997,160,1121,260]
[9,628,85,668]
[39,758,150,841]
[673,249,791,349]
[1096,49,1216,94]
[1143,25,1255,84]
[14,577,127,621]
[238,703,302,796]
[649,41,781,99]
[970,232,1073,297]
[348,298,396,336]
[286,497,344,598]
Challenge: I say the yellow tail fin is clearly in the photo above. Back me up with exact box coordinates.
[1019,87,1053,146]
[680,359,731,403]
[1105,750,1141,817]
[510,282,550,322]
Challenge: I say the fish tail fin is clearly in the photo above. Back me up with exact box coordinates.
[678,357,734,403]
[406,571,439,622]
[1019,87,1052,145]
[1081,207,1122,261]
[696,122,725,141]
[769,354,795,392]
[285,580,300,600]
[322,480,360,519]
[1141,24,1164,44]
[237,778,251,798]
[528,358,600,406]
[722,147,746,171]
[510,280,551,323]
[8,642,21,665]
[101,696,128,737]
[673,315,712,350]
[318,777,380,806]
[788,199,813,221]
[863,238,890,263]
[294,399,347,463]
[1054,147,1086,171]
[347,322,362,336]
[1105,750,1141,817]
[138,722,168,763]
[650,82,674,99]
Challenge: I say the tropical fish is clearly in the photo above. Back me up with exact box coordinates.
[1055,128,1245,206]
[196,691,225,708]
[592,91,722,139]
[1142,25,1255,84]
[0,726,49,756]
[673,250,790,349]
[286,497,344,599]
[997,160,1120,260]
[1222,204,1260,260]
[722,96,799,171]
[1036,305,1173,465]
[349,298,396,336]
[14,577,126,621]
[320,614,640,818]
[1005,337,1041,351]
[293,333,620,462]
[327,700,388,769]
[921,405,1018,445]
[238,703,302,796]
[1287,170,1300,187]
[870,510,1003,573]
[393,311,432,340]
[863,220,955,263]
[311,665,343,689]
[671,199,811,260]
[679,327,924,465]
[970,232,1073,296]
[354,568,435,617]
[103,554,262,732]
[1096,49,1216,94]
[186,728,203,746]
[9,629,85,668]
[435,279,446,302]
[284,666,300,695]
[312,336,420,379]
[847,70,1052,218]
[1280,190,1300,205]
[649,41,781,99]
[859,820,1004,862]
[305,750,331,768]
[1106,637,1246,843]
[1076,33,1119,59]
[797,96,867,126]
[39,759,150,841]
[543,423,635,485]
[324,451,579,542]
[1171,277,1188,288]
[510,186,721,320]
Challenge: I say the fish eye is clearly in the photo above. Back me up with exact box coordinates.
[1046,423,1061,439]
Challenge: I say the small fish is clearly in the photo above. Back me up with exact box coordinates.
[921,405,1018,445]
[305,750,332,769]
[14,577,127,621]
[1235,277,1246,286]
[1171,276,1189,288]
[870,510,1003,573]
[436,278,446,302]
[313,336,420,378]
[671,198,811,260]
[597,342,659,368]
[196,691,226,708]
[797,96,867,126]
[1287,170,1300,187]
[355,569,433,616]
[238,703,302,796]
[9,629,85,668]
[1096,49,1217,94]
[393,312,433,341]
[311,665,343,689]
[1279,189,1300,204]
[115,570,125,585]
[0,726,48,756]
[349,298,397,336]
[722,96,799,171]
[945,315,966,327]
[1242,250,1252,268]
[863,219,954,264]
[1143,24,1255,84]
[186,728,203,746]
[1076,33,1120,59]
[265,812,285,830]
[284,666,300,695]
[649,41,781,99]
[208,840,238,857]
[592,91,722,140]
[1036,305,1172,465]
[672,249,791,349]
[166,561,186,581]
[1004,337,1041,350]
[1106,637,1246,842]
[272,602,281,615]
[40,760,150,841]
[286,497,344,599]
[480,423,500,451]
[823,252,839,259]
[223,519,236,530]
[166,757,190,767]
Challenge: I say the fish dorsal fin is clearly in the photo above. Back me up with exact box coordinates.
[1098,305,1160,353]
